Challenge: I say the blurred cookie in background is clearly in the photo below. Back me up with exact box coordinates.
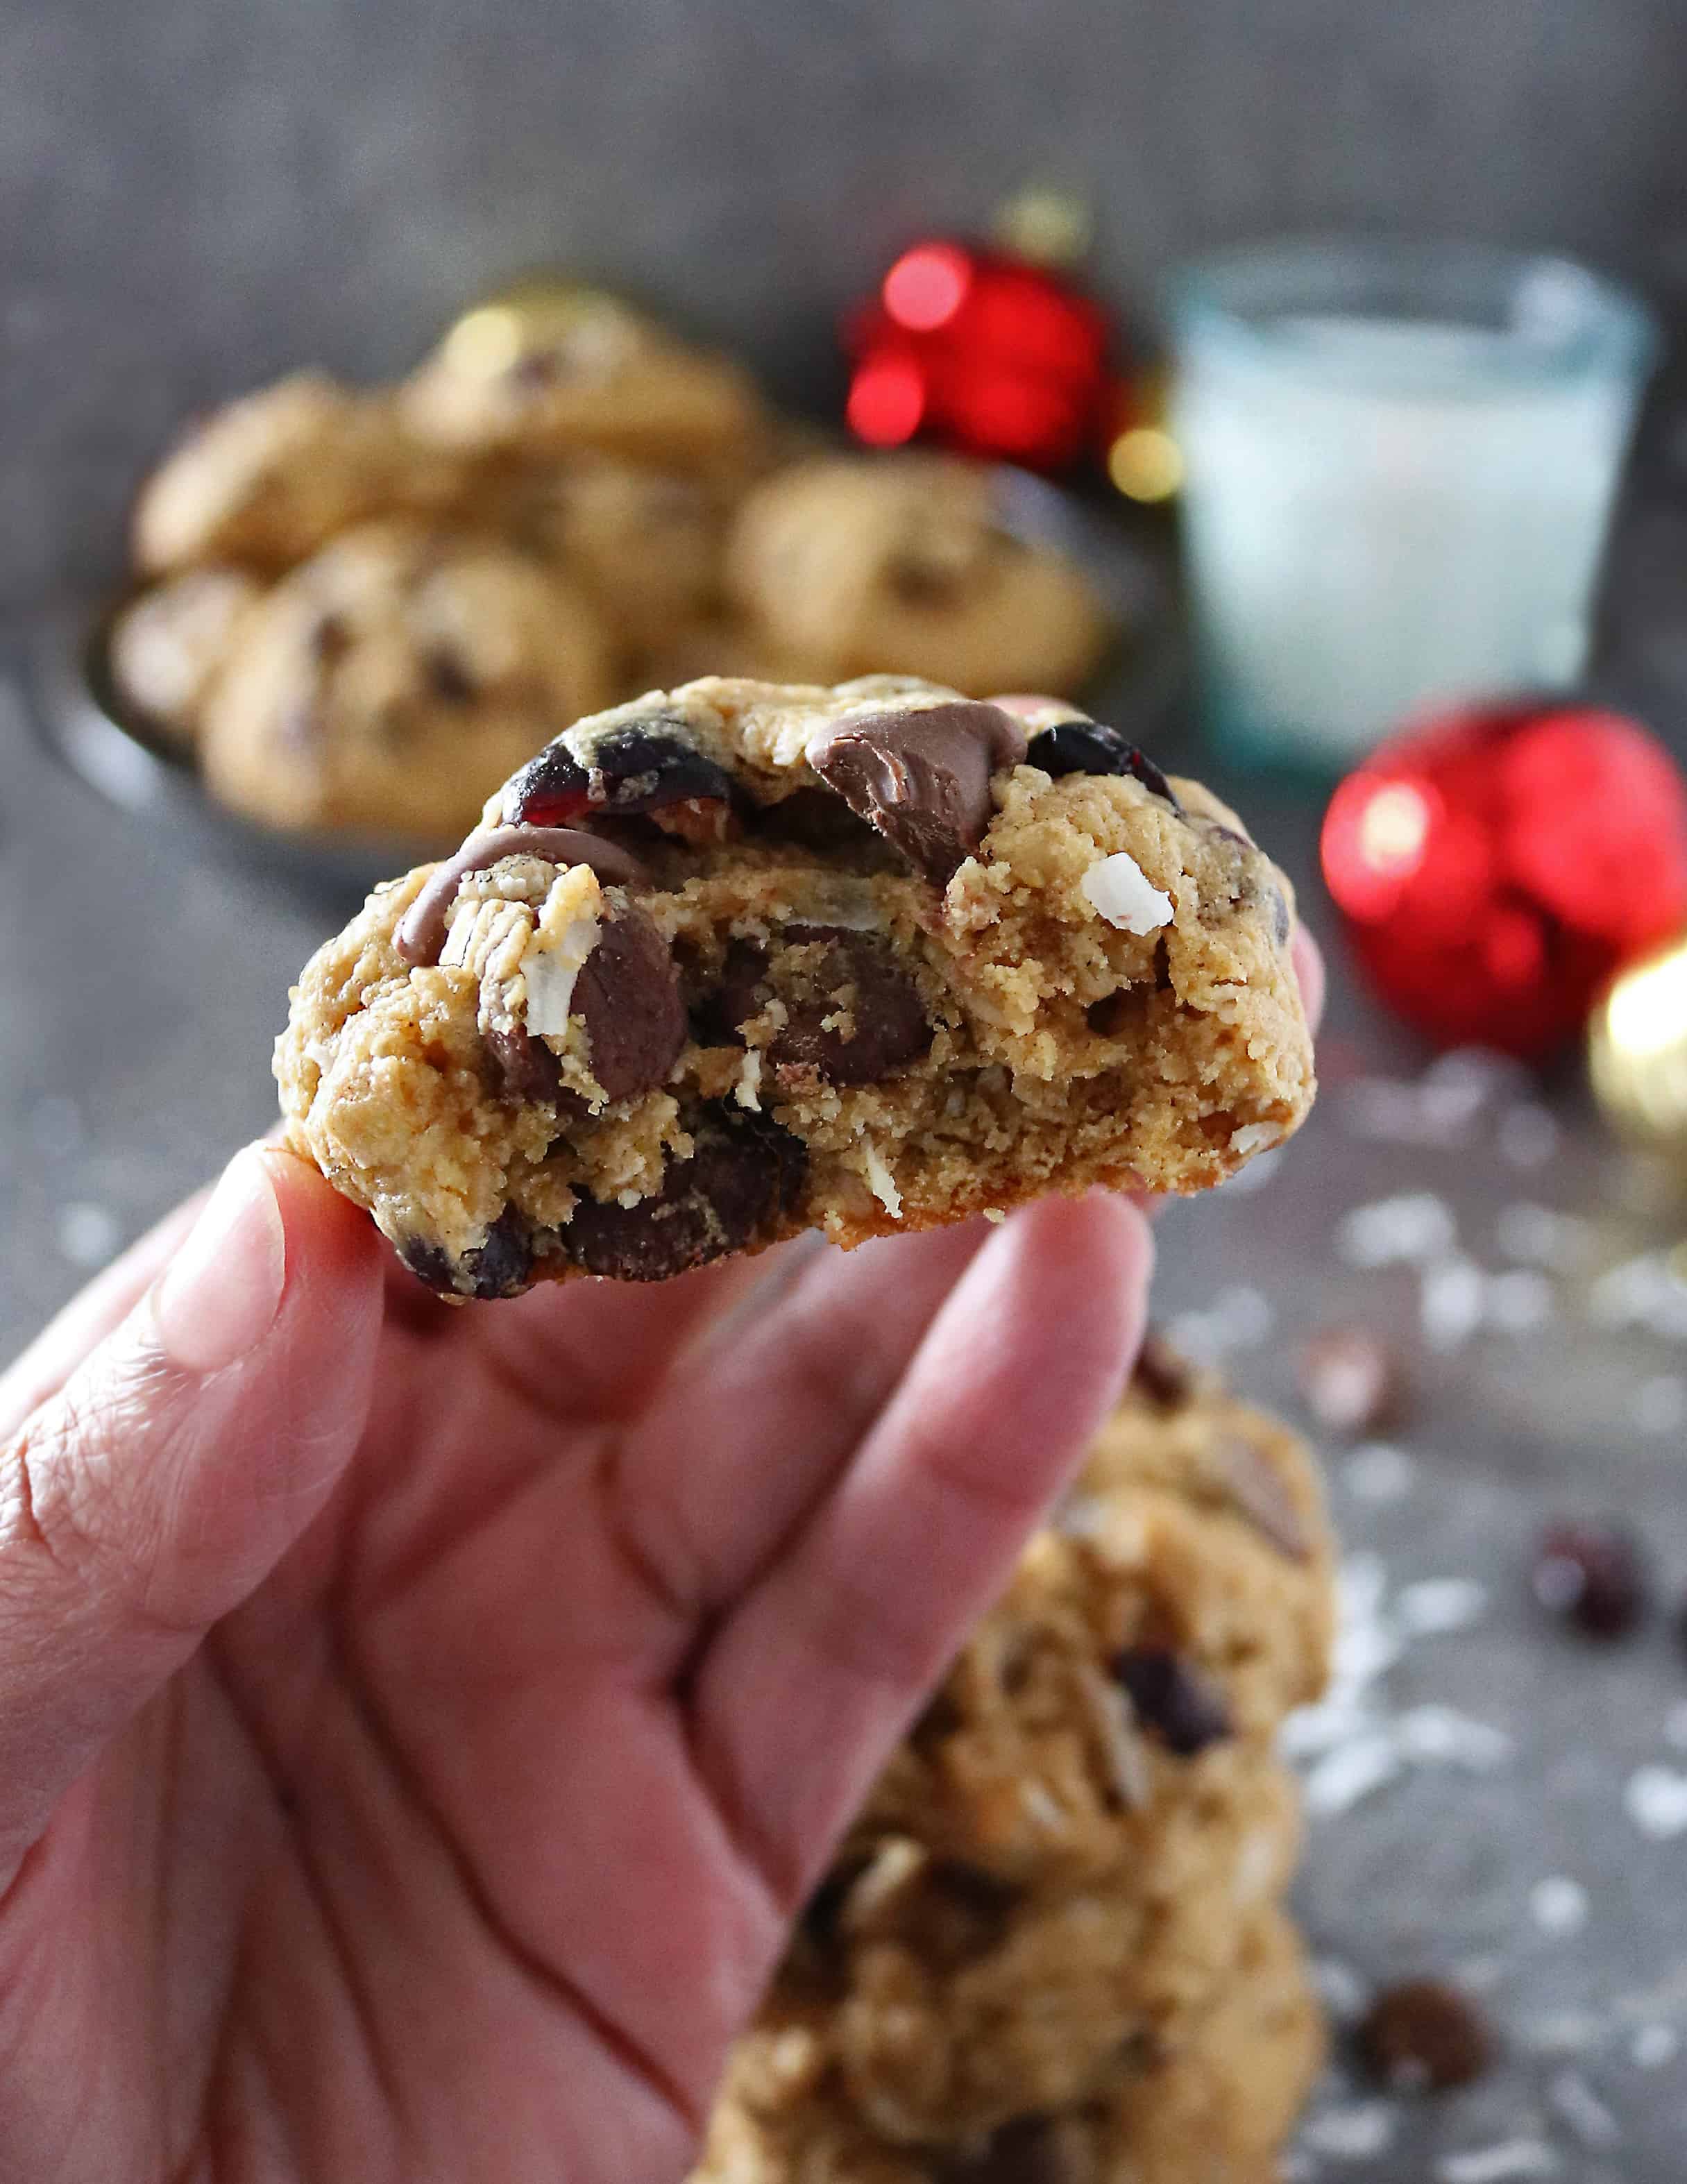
[199,520,616,838]
[105,566,264,750]
[482,455,732,652]
[725,452,1112,698]
[131,372,465,577]
[398,281,777,482]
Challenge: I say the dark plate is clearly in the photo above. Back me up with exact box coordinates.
[31,471,1179,902]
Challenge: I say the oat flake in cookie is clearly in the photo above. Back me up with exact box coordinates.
[275,676,1314,1294]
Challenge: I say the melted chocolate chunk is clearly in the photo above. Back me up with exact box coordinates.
[704,925,932,1085]
[938,2116,1076,2184]
[482,1024,567,1103]
[504,722,736,828]
[1531,1521,1649,1640]
[569,900,687,1102]
[398,1205,534,1301]
[1359,1978,1495,2092]
[1026,720,1181,811]
[563,1106,806,1281]
[394,825,649,968]
[745,786,883,855]
[806,700,1028,884]
[1112,1646,1232,1756]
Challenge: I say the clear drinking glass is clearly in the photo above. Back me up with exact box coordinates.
[1167,240,1661,769]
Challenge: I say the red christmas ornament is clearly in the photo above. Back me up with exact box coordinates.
[1321,700,1687,1061]
[843,238,1112,473]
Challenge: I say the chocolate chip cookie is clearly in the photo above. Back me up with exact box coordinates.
[693,1356,1332,2175]
[131,373,464,577]
[398,287,774,480]
[697,1904,1323,2184]
[725,456,1111,697]
[276,678,1313,1291]
[201,520,618,838]
[106,566,264,750]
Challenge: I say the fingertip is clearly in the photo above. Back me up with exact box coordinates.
[1291,923,1327,1036]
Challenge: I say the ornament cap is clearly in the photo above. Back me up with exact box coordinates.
[991,185,1094,270]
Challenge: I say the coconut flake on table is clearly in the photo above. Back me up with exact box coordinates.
[1299,2101,1398,2160]
[1080,851,1173,934]
[1339,1192,1458,1269]
[1436,2143,1560,2183]
[1625,1765,1687,1840]
[1528,1875,1590,1937]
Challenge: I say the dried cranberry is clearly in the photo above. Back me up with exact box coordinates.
[505,723,736,828]
[1359,1978,1495,2091]
[1531,1521,1648,1639]
[1112,1646,1232,1756]
[1026,720,1181,810]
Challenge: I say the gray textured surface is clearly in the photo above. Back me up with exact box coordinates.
[8,614,1687,2176]
[9,0,1687,611]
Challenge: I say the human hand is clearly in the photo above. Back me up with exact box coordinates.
[0,1155,1154,2182]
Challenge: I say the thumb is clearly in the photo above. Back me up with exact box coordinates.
[0,1145,383,1884]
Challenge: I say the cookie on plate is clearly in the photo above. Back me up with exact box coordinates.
[131,373,462,577]
[725,455,1111,697]
[398,287,774,480]
[275,678,1314,1292]
[201,520,616,839]
[105,566,265,750]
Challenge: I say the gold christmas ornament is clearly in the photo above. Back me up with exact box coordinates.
[1588,930,1687,1155]
[990,184,1094,271]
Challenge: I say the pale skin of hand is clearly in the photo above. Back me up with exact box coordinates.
[0,931,1320,2184]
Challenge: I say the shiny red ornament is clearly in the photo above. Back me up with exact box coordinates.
[843,239,1111,473]
[1320,701,1687,1060]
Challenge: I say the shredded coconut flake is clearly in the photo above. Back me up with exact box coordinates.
[1300,2101,1398,2159]
[1230,1120,1283,1156]
[1080,851,1173,934]
[734,1047,763,1112]
[862,1142,902,1218]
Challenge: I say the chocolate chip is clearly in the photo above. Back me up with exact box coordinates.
[747,787,882,855]
[398,1205,534,1301]
[394,825,649,968]
[1025,720,1181,811]
[504,722,736,829]
[563,1106,806,1280]
[1298,1327,1407,1437]
[1216,1437,1312,1562]
[798,1858,870,1950]
[424,645,475,703]
[1531,1521,1649,1640]
[1131,1330,1194,1410]
[483,1024,566,1103]
[310,612,351,665]
[1112,1647,1232,1756]
[1359,1979,1495,2092]
[938,2115,1077,2184]
[569,899,686,1102]
[704,926,931,1085]
[806,701,1028,884]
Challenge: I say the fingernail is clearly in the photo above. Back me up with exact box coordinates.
[153,1149,287,1374]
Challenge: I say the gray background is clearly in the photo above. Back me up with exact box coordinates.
[10,1,1687,2174]
[8,0,1687,612]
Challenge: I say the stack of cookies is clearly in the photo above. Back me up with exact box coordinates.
[693,1341,1336,2184]
[105,292,1110,844]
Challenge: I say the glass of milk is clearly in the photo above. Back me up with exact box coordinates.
[1168,241,1659,769]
